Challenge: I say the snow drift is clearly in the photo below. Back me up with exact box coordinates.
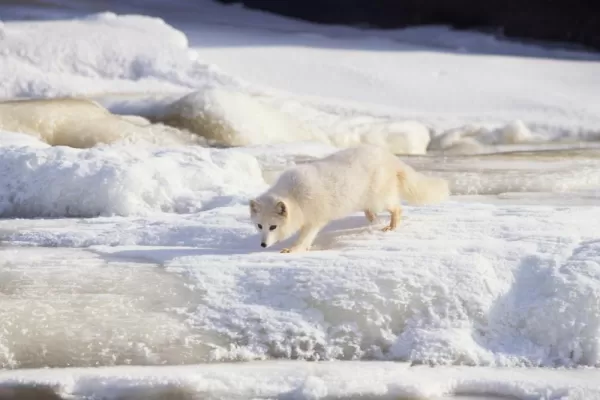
[151,87,432,153]
[0,142,264,218]
[0,12,235,97]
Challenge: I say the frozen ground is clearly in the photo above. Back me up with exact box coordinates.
[1,0,600,399]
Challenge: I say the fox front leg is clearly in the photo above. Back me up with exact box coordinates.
[281,224,322,253]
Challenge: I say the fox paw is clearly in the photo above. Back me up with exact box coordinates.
[382,226,395,232]
[281,247,309,253]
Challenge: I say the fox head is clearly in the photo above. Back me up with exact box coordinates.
[249,196,293,249]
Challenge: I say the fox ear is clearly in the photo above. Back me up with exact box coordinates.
[249,199,259,214]
[276,201,287,216]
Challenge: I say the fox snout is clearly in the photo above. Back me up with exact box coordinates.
[260,234,272,248]
[259,232,277,249]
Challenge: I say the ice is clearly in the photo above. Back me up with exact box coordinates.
[405,152,600,196]
[0,247,209,368]
[0,99,200,148]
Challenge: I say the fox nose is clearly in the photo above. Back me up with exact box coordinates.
[261,242,267,248]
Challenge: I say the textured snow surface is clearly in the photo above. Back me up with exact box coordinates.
[1,0,600,397]
[1,361,600,399]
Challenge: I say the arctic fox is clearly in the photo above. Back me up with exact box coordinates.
[249,145,449,253]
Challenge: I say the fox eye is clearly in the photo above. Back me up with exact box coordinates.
[257,224,263,229]
[269,225,277,231]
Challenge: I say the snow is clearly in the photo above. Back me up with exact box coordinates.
[151,87,432,153]
[179,12,600,141]
[3,195,600,367]
[0,142,264,218]
[0,12,231,97]
[2,5,600,153]
[1,0,600,398]
[1,361,600,399]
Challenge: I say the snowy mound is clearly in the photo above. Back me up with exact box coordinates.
[155,87,320,147]
[114,88,430,154]
[0,144,265,218]
[0,99,200,148]
[0,13,235,97]
[428,120,540,154]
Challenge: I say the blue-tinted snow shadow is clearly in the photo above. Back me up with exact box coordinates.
[93,214,378,265]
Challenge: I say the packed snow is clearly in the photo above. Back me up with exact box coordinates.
[1,0,600,398]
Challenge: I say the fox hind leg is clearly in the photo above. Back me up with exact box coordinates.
[382,206,402,232]
[364,210,377,223]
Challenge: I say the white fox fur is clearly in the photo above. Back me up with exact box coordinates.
[249,144,449,253]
